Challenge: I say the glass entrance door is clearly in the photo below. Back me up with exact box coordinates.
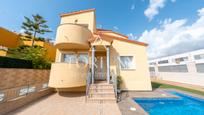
[95,56,107,81]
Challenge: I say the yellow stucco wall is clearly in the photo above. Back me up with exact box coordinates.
[55,24,92,50]
[60,11,96,32]
[0,27,20,48]
[0,27,56,61]
[49,63,88,88]
[0,50,7,56]
[110,39,152,91]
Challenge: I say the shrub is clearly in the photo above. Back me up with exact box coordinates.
[7,45,51,69]
[0,56,33,68]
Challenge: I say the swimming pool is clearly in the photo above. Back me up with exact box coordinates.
[134,91,204,115]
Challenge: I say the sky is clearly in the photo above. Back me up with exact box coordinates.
[0,0,204,59]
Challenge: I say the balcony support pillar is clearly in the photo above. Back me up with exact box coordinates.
[91,46,95,84]
[106,46,110,84]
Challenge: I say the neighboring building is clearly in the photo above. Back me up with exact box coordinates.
[48,9,152,93]
[149,49,204,86]
[0,27,56,61]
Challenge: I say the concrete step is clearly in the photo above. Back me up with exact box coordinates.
[88,92,115,98]
[89,88,114,93]
[90,85,114,89]
[87,97,116,103]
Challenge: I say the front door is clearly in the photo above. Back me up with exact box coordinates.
[95,56,107,81]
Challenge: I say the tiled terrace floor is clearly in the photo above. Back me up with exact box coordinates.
[7,92,121,115]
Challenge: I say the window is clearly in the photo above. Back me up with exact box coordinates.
[0,92,5,102]
[158,60,168,64]
[119,56,135,69]
[78,53,88,64]
[28,86,36,93]
[62,53,76,63]
[196,63,204,73]
[19,87,29,96]
[175,57,188,63]
[149,67,155,72]
[149,62,156,65]
[158,65,188,72]
[42,83,48,89]
[194,54,204,60]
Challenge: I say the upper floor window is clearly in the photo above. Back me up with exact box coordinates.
[158,60,168,64]
[119,56,135,70]
[149,62,156,65]
[175,57,188,63]
[194,54,204,60]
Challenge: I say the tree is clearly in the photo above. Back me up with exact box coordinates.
[22,14,51,46]
[8,45,51,69]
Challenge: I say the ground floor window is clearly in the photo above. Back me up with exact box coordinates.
[78,53,88,64]
[62,53,77,63]
[119,56,135,70]
[61,52,88,64]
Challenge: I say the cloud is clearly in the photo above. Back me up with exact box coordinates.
[144,0,166,21]
[131,4,135,10]
[127,33,137,40]
[139,7,204,59]
[144,0,176,21]
[113,26,119,30]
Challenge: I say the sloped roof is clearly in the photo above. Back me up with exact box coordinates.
[60,9,95,17]
[95,29,148,46]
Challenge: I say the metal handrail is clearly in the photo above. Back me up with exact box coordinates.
[85,68,92,102]
[111,73,117,101]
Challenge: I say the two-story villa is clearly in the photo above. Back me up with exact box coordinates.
[48,9,152,102]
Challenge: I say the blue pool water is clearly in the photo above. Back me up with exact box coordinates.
[134,91,204,115]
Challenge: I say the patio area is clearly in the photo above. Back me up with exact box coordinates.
[7,93,121,115]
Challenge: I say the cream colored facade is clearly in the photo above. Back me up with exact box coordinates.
[49,9,152,91]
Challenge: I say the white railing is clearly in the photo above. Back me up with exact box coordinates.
[111,73,117,101]
[85,68,91,101]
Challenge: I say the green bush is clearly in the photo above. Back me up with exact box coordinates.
[117,75,122,90]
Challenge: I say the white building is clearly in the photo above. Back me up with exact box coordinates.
[149,49,204,87]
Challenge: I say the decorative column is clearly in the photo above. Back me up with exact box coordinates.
[91,46,95,84]
[106,46,110,83]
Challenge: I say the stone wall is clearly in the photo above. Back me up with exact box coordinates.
[0,68,54,115]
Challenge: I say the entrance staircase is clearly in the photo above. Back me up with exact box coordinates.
[86,81,116,103]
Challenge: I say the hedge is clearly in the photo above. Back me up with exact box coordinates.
[0,56,33,68]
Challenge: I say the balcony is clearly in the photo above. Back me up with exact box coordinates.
[48,63,88,88]
[55,24,92,50]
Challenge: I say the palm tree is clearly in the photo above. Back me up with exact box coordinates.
[22,14,51,46]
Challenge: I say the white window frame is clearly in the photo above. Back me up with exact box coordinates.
[118,55,136,70]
